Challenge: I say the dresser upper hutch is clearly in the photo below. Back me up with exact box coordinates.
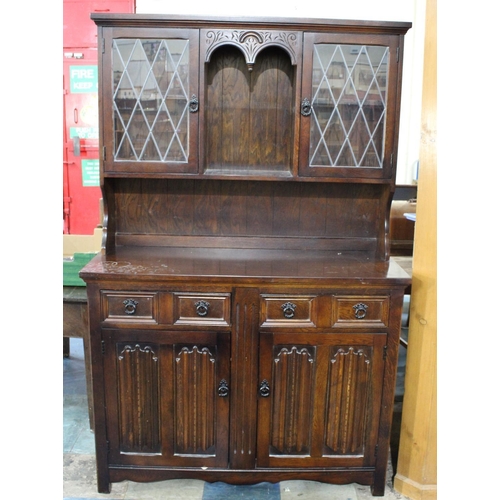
[91,13,411,262]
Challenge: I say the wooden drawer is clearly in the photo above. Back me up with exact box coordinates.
[101,291,159,325]
[173,292,231,326]
[260,295,318,328]
[332,295,390,328]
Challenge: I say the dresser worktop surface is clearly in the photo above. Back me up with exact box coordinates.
[80,247,411,286]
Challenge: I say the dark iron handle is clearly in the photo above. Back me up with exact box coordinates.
[259,379,270,397]
[281,302,297,319]
[195,300,210,317]
[301,97,312,116]
[218,379,229,397]
[189,94,199,113]
[123,298,138,315]
[353,303,368,319]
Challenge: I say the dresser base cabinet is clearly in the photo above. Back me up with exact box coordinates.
[81,251,410,496]
[81,14,412,497]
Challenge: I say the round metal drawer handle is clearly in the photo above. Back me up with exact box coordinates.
[218,379,229,397]
[281,302,297,319]
[123,298,139,315]
[301,97,312,116]
[195,300,210,317]
[189,94,199,113]
[259,379,270,397]
[353,302,368,319]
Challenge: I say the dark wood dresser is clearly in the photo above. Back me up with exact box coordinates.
[80,14,412,496]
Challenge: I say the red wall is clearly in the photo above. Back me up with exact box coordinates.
[63,0,136,234]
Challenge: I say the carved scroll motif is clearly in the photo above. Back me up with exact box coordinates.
[205,29,299,70]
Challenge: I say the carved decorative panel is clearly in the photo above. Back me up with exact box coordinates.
[324,346,372,455]
[174,345,217,456]
[117,343,160,454]
[270,346,315,456]
[204,29,300,70]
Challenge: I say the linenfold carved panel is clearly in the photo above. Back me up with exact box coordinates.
[204,29,299,69]
[324,346,372,455]
[117,343,160,454]
[270,346,315,456]
[174,345,217,456]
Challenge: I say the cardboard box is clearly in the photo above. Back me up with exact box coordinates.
[63,228,103,286]
[63,228,103,257]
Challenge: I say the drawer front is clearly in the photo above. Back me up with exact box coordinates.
[173,292,231,326]
[332,295,390,328]
[261,295,318,328]
[102,291,159,325]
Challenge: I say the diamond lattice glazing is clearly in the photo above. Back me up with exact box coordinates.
[112,38,190,162]
[310,44,389,168]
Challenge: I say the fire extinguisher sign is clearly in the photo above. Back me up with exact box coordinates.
[70,66,98,93]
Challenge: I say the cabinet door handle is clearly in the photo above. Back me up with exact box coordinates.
[195,300,210,317]
[300,97,312,116]
[259,379,270,397]
[189,94,199,113]
[218,379,229,397]
[281,302,296,319]
[73,136,81,156]
[123,298,138,315]
[353,302,368,319]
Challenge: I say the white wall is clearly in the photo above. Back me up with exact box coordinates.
[136,0,425,185]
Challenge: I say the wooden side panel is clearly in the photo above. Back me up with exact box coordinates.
[116,343,161,454]
[394,2,437,496]
[324,346,372,455]
[270,346,315,456]
[174,345,217,456]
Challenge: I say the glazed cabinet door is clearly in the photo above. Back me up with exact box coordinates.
[100,27,200,174]
[256,331,386,468]
[102,329,230,468]
[299,33,403,179]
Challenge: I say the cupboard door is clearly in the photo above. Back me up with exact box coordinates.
[256,332,386,468]
[299,33,402,179]
[103,330,229,467]
[101,28,200,174]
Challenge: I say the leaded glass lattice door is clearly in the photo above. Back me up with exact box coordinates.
[102,29,200,174]
[299,34,401,179]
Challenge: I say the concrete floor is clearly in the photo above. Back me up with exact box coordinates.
[63,336,410,500]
